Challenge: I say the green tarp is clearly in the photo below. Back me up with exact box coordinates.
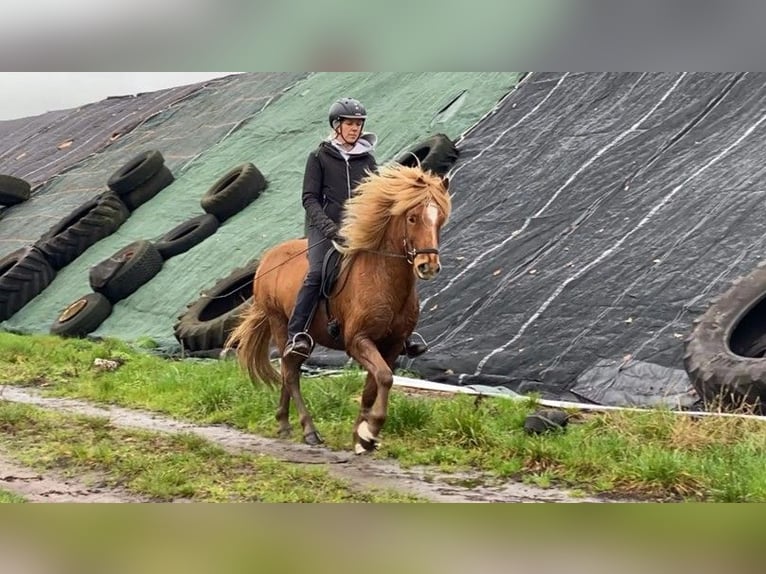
[3,73,520,351]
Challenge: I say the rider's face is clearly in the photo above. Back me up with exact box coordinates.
[336,118,364,144]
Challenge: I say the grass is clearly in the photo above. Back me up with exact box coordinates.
[2,332,766,501]
[0,401,418,503]
[0,489,25,503]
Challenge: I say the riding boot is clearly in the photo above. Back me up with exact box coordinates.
[284,282,321,359]
[401,332,428,358]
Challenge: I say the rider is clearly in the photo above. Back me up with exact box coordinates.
[283,97,429,360]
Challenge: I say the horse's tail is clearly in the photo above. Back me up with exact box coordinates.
[225,301,281,389]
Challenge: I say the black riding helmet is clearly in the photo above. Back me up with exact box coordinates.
[328,98,367,129]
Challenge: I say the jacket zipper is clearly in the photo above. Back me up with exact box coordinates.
[345,158,351,198]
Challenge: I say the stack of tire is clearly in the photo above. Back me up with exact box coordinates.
[0,244,56,323]
[50,160,267,344]
[173,162,267,355]
[105,149,174,212]
[0,174,55,323]
[49,150,174,337]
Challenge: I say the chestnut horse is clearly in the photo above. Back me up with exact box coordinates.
[226,163,452,454]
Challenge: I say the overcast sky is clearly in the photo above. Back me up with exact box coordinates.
[0,73,240,121]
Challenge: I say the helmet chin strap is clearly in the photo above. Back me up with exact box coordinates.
[336,129,360,147]
[334,119,364,147]
[341,134,359,146]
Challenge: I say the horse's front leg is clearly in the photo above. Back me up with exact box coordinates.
[347,337,399,454]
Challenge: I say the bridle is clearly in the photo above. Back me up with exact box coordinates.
[362,237,439,265]
[404,237,440,265]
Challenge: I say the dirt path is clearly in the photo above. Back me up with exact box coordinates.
[0,386,617,503]
[0,452,145,503]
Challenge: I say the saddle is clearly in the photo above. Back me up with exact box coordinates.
[320,247,343,299]
[320,247,344,340]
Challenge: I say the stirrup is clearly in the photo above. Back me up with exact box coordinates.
[283,332,314,359]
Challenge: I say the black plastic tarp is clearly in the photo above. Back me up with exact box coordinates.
[0,73,307,258]
[0,82,206,186]
[400,72,766,407]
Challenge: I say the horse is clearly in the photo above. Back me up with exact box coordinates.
[225,163,452,454]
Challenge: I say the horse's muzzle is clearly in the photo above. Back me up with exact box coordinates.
[415,256,441,280]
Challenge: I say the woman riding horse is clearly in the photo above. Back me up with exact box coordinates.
[284,97,428,360]
[226,162,451,454]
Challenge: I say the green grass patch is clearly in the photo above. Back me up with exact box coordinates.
[0,489,25,503]
[3,332,766,501]
[0,400,417,503]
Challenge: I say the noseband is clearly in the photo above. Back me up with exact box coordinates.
[358,237,439,265]
[403,238,439,265]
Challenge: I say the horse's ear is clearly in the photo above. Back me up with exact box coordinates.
[441,175,450,190]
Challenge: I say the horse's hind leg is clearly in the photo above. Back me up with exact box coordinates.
[348,338,398,454]
[272,318,292,439]
[276,371,292,439]
[282,355,323,445]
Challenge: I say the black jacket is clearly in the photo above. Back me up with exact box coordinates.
[302,136,377,239]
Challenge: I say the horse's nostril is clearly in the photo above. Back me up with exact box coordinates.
[418,263,429,275]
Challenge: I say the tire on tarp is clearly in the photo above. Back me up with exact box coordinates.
[393,133,459,177]
[0,246,56,321]
[200,163,266,223]
[89,239,164,303]
[154,213,220,260]
[35,191,130,271]
[174,260,259,353]
[50,293,112,338]
[684,262,766,413]
[107,150,165,195]
[121,165,175,212]
[0,174,32,205]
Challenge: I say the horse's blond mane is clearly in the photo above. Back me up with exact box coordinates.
[338,164,452,253]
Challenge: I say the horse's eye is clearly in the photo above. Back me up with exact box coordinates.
[407,214,417,224]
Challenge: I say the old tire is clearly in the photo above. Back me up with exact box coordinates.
[394,133,459,177]
[89,239,164,303]
[684,263,766,412]
[107,150,165,194]
[154,213,219,260]
[524,409,569,435]
[50,293,112,337]
[200,163,266,223]
[121,165,175,211]
[35,191,130,270]
[174,260,259,352]
[0,174,31,205]
[0,246,56,321]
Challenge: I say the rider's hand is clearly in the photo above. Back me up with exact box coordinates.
[331,233,349,251]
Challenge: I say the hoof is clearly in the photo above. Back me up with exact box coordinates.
[354,421,380,454]
[278,428,292,439]
[304,431,324,446]
[354,438,379,455]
